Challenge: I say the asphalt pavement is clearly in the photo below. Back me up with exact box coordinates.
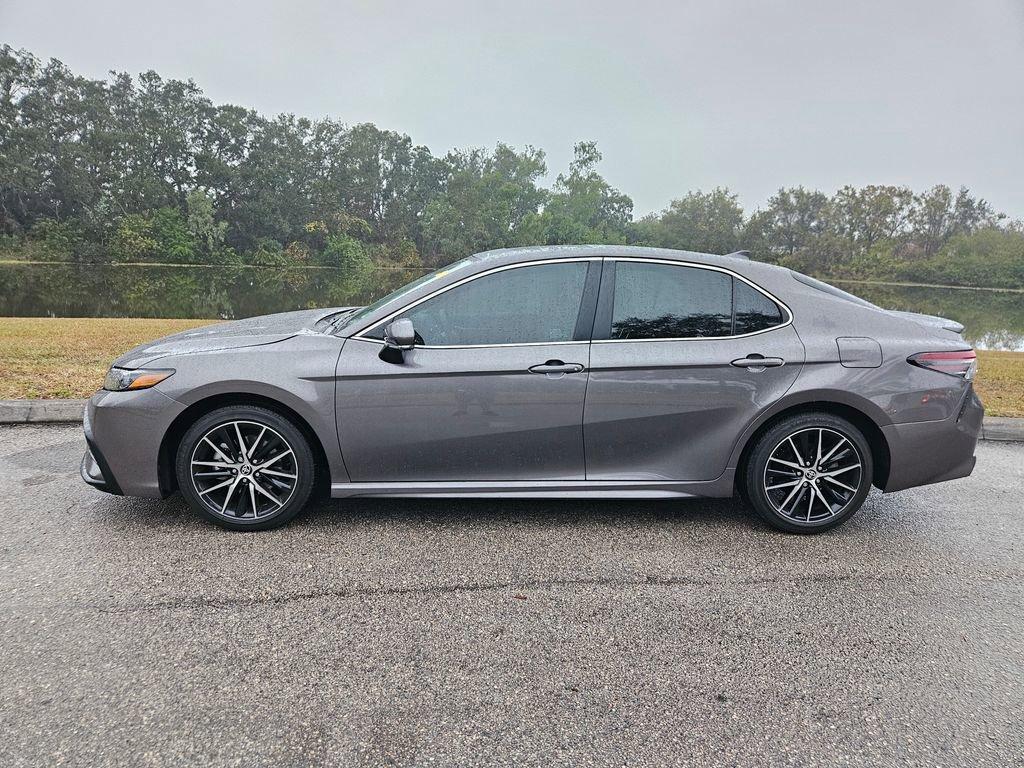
[1,424,1022,767]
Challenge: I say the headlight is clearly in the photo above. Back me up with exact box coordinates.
[103,367,175,392]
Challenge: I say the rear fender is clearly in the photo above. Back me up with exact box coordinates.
[726,387,893,471]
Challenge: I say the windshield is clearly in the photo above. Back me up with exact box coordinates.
[335,257,476,333]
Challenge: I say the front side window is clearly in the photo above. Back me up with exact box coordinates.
[370,261,589,346]
[609,262,785,340]
[339,257,475,333]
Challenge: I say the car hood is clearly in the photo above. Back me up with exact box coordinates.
[113,308,346,368]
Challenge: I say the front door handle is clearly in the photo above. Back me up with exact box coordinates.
[529,360,585,375]
[731,355,785,370]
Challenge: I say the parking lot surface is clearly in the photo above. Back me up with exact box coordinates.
[1,424,1022,767]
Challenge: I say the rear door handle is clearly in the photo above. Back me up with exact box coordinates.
[529,360,585,375]
[731,355,785,369]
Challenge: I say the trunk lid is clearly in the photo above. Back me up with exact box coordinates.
[885,309,965,335]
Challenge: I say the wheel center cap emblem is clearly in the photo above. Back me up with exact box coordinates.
[805,469,817,479]
[240,465,252,475]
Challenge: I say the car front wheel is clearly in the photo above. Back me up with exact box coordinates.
[175,405,316,531]
[744,413,873,533]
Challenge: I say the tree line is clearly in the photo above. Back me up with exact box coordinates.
[2,44,1023,288]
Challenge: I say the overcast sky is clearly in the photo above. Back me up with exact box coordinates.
[3,0,1023,217]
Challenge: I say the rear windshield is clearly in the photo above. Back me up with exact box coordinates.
[789,271,878,308]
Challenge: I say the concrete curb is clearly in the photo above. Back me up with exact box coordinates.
[980,417,1024,442]
[0,399,87,424]
[2,398,1023,442]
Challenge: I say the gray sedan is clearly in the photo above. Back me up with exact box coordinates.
[81,245,983,532]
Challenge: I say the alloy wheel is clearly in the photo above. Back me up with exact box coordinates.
[762,427,864,524]
[189,420,298,520]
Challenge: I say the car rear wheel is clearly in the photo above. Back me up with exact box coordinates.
[175,405,316,531]
[744,412,873,533]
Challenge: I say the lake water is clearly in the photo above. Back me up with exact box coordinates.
[0,262,424,322]
[832,281,1024,352]
[1,263,1022,351]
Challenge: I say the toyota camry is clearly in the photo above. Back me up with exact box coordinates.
[81,245,983,533]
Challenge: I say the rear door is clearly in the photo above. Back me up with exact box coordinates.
[584,258,804,481]
[336,259,600,482]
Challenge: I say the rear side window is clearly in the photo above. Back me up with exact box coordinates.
[733,280,783,334]
[370,261,589,346]
[609,262,785,340]
[611,262,732,339]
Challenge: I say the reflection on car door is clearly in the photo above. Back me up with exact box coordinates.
[336,260,600,482]
[584,259,804,482]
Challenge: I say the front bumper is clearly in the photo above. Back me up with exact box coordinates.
[80,439,122,495]
[81,387,185,498]
[882,385,984,492]
[82,402,122,494]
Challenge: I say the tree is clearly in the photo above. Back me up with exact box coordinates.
[638,188,744,254]
[420,143,547,262]
[326,122,441,246]
[226,114,320,250]
[907,185,997,257]
[186,189,227,259]
[830,184,913,257]
[2,44,1022,296]
[1,47,115,233]
[744,187,832,268]
[537,142,633,245]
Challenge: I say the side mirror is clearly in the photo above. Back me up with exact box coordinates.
[384,318,416,350]
[380,318,416,364]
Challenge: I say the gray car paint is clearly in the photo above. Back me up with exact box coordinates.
[584,324,805,481]
[336,338,591,481]
[113,308,333,368]
[82,245,982,503]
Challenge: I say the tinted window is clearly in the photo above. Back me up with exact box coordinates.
[611,262,732,339]
[733,280,783,334]
[340,257,475,333]
[375,262,589,346]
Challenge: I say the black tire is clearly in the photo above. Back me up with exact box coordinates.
[175,405,316,531]
[743,412,873,534]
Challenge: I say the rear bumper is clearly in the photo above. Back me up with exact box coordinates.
[882,386,983,492]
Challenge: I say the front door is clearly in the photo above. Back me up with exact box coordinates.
[584,259,804,481]
[336,260,598,482]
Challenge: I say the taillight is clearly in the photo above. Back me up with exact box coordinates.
[907,350,977,381]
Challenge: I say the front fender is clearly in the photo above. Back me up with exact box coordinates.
[153,336,349,484]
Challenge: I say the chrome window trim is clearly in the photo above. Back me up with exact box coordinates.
[353,338,591,350]
[353,257,599,349]
[594,257,793,343]
[352,255,793,349]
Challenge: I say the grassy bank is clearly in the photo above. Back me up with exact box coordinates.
[0,318,214,399]
[0,317,1022,416]
[972,350,1024,418]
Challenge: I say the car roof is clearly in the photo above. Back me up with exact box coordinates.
[471,244,758,269]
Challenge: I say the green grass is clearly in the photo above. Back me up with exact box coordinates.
[972,350,1024,418]
[0,317,1021,417]
[0,318,214,399]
